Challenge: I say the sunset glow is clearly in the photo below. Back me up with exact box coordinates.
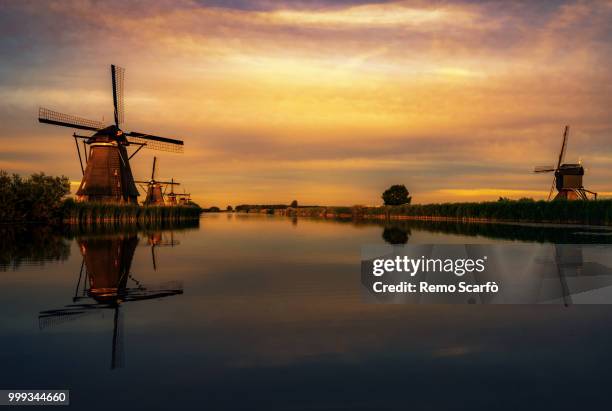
[1,0,611,206]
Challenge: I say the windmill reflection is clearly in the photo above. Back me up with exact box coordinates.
[144,230,180,271]
[39,233,183,370]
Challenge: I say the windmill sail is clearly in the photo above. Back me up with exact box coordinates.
[534,165,555,173]
[39,107,104,131]
[126,132,184,153]
[111,65,125,127]
[556,126,569,169]
[111,306,125,369]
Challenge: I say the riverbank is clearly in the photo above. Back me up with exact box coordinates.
[273,199,612,226]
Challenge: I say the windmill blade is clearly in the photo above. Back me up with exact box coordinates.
[120,286,183,302]
[111,306,125,370]
[534,165,556,173]
[152,156,157,180]
[557,125,569,169]
[38,304,106,330]
[548,175,557,201]
[111,64,125,127]
[151,245,157,271]
[39,107,105,131]
[126,132,184,153]
[156,180,180,185]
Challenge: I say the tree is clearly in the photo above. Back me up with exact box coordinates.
[0,171,70,222]
[226,205,233,212]
[290,200,298,208]
[382,185,411,206]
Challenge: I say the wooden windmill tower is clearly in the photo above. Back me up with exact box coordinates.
[135,157,177,206]
[534,126,597,200]
[38,65,184,204]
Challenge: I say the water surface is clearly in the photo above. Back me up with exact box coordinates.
[1,215,612,410]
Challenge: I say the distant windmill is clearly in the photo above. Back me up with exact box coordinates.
[38,65,184,203]
[135,157,177,206]
[177,188,191,205]
[534,126,597,200]
[165,178,181,205]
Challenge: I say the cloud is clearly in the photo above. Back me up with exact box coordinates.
[0,0,611,205]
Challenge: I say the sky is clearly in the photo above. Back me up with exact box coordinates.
[0,0,611,207]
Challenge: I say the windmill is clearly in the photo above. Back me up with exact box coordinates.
[38,65,184,204]
[177,188,191,205]
[38,234,183,369]
[135,157,177,206]
[165,178,181,205]
[534,126,597,201]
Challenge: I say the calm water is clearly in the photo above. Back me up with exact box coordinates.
[2,215,612,410]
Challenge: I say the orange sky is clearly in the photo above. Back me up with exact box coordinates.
[1,0,611,206]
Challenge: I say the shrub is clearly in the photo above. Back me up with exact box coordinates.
[0,171,70,222]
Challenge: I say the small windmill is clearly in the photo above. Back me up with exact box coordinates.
[38,65,184,204]
[177,188,191,205]
[135,157,177,206]
[165,178,181,205]
[534,126,597,200]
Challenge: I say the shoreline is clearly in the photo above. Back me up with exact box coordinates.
[266,201,612,227]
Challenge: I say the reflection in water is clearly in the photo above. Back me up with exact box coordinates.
[3,215,612,409]
[0,226,70,270]
[381,225,411,244]
[371,219,612,244]
[0,220,198,270]
[143,230,180,271]
[39,232,183,369]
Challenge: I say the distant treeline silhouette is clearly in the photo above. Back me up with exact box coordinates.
[0,170,70,223]
[283,198,612,226]
[235,204,289,212]
[376,198,612,225]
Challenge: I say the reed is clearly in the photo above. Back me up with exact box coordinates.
[61,199,202,227]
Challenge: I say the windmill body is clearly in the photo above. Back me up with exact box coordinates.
[38,65,184,204]
[76,125,139,203]
[145,183,165,205]
[554,164,585,200]
[534,126,596,201]
[80,235,139,302]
